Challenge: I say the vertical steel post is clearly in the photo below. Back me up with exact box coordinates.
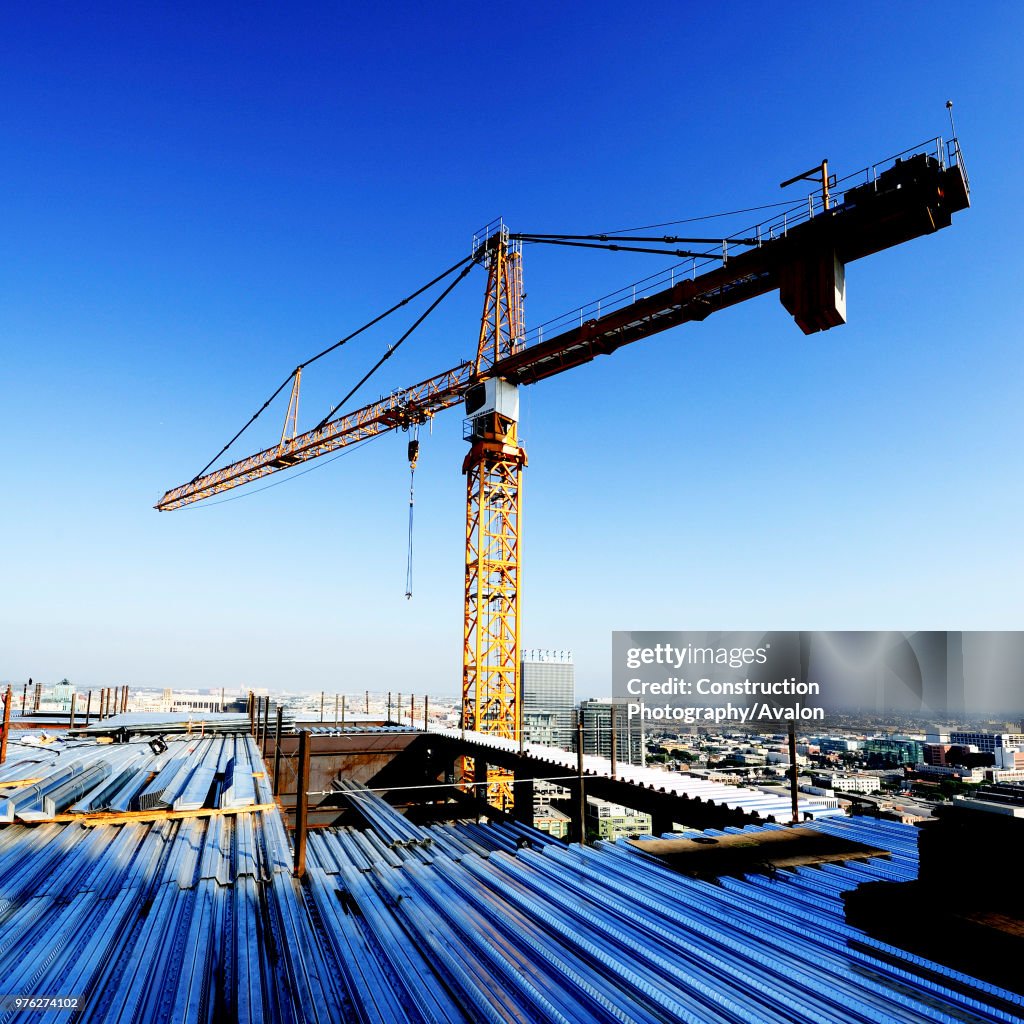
[319,692,324,723]
[423,695,428,731]
[0,687,11,765]
[518,687,524,754]
[364,690,369,715]
[576,716,586,845]
[85,690,92,725]
[398,693,403,729]
[123,685,129,713]
[260,698,270,757]
[340,695,346,731]
[294,729,311,877]
[387,691,392,723]
[789,720,800,824]
[610,702,618,780]
[220,687,225,712]
[273,706,284,796]
[21,683,28,714]
[248,692,255,735]
[69,693,75,731]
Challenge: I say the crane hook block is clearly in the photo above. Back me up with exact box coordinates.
[408,438,420,467]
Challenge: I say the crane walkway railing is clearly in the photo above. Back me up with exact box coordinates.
[519,135,965,355]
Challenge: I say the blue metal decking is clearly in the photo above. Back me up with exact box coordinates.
[0,739,1019,1023]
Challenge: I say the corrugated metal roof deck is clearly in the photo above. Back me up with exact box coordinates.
[429,725,846,820]
[0,739,1020,1023]
[0,735,269,822]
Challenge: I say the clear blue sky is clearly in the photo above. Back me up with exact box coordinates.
[2,3,1021,700]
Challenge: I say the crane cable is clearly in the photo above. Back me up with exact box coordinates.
[189,252,476,482]
[515,233,760,245]
[513,236,727,260]
[405,425,420,599]
[593,198,812,236]
[187,202,805,483]
[313,258,476,432]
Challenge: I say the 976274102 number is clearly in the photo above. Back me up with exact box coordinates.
[0,996,81,1011]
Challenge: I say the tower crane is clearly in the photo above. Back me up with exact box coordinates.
[157,136,970,807]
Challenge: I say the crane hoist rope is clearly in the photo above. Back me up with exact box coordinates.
[405,425,420,600]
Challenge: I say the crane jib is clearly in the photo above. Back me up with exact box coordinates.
[156,149,968,511]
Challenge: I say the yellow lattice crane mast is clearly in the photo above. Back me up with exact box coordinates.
[156,137,970,813]
[461,224,527,806]
[463,225,526,736]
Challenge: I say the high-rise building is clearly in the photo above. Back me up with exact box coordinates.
[521,649,574,750]
[578,698,644,766]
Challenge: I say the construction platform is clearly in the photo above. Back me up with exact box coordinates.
[0,728,1021,1021]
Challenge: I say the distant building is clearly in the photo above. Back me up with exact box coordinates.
[818,737,863,753]
[521,649,575,750]
[811,772,881,795]
[923,742,993,768]
[578,698,643,766]
[533,806,571,838]
[952,796,1024,818]
[127,690,225,715]
[532,780,569,806]
[172,696,222,714]
[911,763,984,783]
[949,731,1024,756]
[924,743,951,766]
[997,748,1024,770]
[586,796,652,840]
[864,737,925,766]
[521,709,562,746]
[765,749,807,765]
[733,752,766,766]
[50,680,75,712]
